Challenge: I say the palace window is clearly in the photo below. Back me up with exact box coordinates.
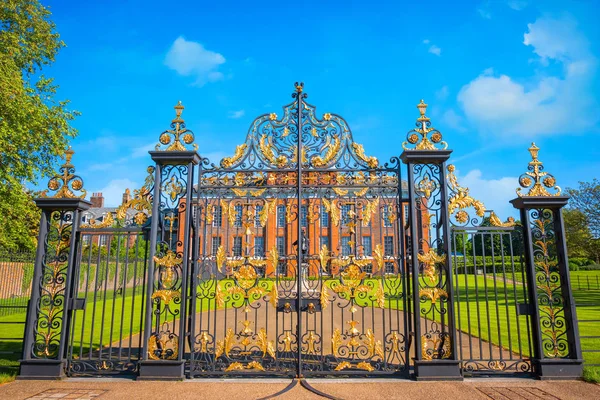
[384,236,394,256]
[233,237,242,257]
[385,262,395,274]
[341,204,352,225]
[320,236,329,250]
[383,207,393,227]
[234,205,243,228]
[301,205,308,227]
[341,236,351,257]
[276,236,285,255]
[213,206,222,227]
[362,236,372,256]
[277,205,286,227]
[254,236,265,257]
[255,205,263,227]
[211,236,221,255]
[320,204,329,228]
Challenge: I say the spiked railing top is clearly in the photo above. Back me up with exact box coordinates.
[516,142,561,197]
[41,147,87,199]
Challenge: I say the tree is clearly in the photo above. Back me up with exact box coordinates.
[567,179,600,238]
[0,1,78,251]
[563,209,593,258]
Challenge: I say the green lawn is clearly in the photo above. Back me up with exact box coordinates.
[1,271,599,382]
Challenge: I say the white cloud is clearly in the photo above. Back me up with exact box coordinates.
[458,169,519,220]
[435,85,449,101]
[441,109,466,132]
[507,0,528,10]
[458,16,599,137]
[477,7,491,19]
[131,142,156,158]
[423,39,441,56]
[87,163,113,172]
[164,36,226,86]
[91,178,139,207]
[228,110,245,119]
[428,45,441,56]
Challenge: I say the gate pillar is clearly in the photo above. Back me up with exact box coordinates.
[510,143,583,379]
[138,102,200,380]
[19,148,91,379]
[401,100,461,380]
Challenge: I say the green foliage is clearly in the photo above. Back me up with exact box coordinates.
[583,367,600,384]
[563,208,600,264]
[567,179,600,238]
[0,1,79,252]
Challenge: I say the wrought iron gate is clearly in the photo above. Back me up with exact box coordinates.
[188,83,410,377]
[22,83,581,382]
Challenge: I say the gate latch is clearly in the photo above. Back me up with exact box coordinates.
[516,303,534,316]
[70,298,86,311]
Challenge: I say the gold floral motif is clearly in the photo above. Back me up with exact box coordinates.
[269,284,278,309]
[517,143,562,197]
[418,288,448,304]
[361,198,379,226]
[197,331,210,353]
[356,362,375,372]
[247,361,266,371]
[490,213,516,227]
[154,101,198,152]
[416,175,437,199]
[373,244,384,273]
[151,289,181,305]
[375,281,385,308]
[225,362,245,372]
[259,134,288,167]
[41,147,87,199]
[216,245,226,273]
[80,212,114,229]
[421,333,452,360]
[322,198,340,227]
[319,244,330,272]
[364,329,385,359]
[417,250,446,283]
[332,187,348,196]
[354,187,369,197]
[148,332,178,360]
[231,188,247,196]
[312,134,341,167]
[215,328,235,358]
[332,329,342,357]
[220,144,247,168]
[402,100,448,151]
[306,331,318,354]
[334,361,351,371]
[446,164,487,224]
[323,113,332,121]
[320,285,330,310]
[352,143,379,168]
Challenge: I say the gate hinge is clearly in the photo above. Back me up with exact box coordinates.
[69,298,86,311]
[516,303,534,316]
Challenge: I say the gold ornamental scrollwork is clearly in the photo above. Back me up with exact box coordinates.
[155,101,198,152]
[148,331,178,360]
[352,143,379,168]
[516,142,561,197]
[446,164,515,227]
[80,212,114,229]
[116,166,155,226]
[421,332,452,361]
[220,144,247,168]
[41,147,87,199]
[311,134,341,167]
[402,100,448,151]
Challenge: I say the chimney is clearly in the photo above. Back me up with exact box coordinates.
[90,192,104,208]
[122,188,131,205]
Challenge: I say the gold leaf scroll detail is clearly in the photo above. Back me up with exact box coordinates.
[320,285,330,310]
[205,204,214,225]
[80,212,114,229]
[319,245,330,272]
[215,328,235,358]
[375,281,385,308]
[151,289,181,305]
[490,212,516,227]
[516,143,561,197]
[447,165,485,220]
[364,329,384,359]
[356,362,375,372]
[422,333,452,361]
[259,134,288,167]
[257,328,277,358]
[322,198,340,227]
[417,250,446,283]
[216,284,225,308]
[334,361,352,371]
[225,362,245,372]
[148,332,178,360]
[419,287,448,304]
[220,144,247,168]
[269,284,279,309]
[332,187,348,196]
[269,245,279,270]
[231,188,247,196]
[216,245,226,273]
[42,147,87,199]
[258,199,276,227]
[312,134,341,167]
[362,198,379,227]
[373,244,384,274]
[352,142,379,168]
[332,328,342,357]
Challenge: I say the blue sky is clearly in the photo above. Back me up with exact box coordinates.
[42,0,600,219]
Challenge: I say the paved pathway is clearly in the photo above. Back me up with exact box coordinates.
[1,378,599,400]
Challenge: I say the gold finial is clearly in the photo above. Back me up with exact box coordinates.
[402,99,447,151]
[155,101,198,152]
[296,84,303,93]
[516,142,561,197]
[41,146,86,199]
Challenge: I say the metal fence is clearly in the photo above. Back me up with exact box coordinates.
[0,251,35,364]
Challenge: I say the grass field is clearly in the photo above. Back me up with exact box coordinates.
[1,271,599,383]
